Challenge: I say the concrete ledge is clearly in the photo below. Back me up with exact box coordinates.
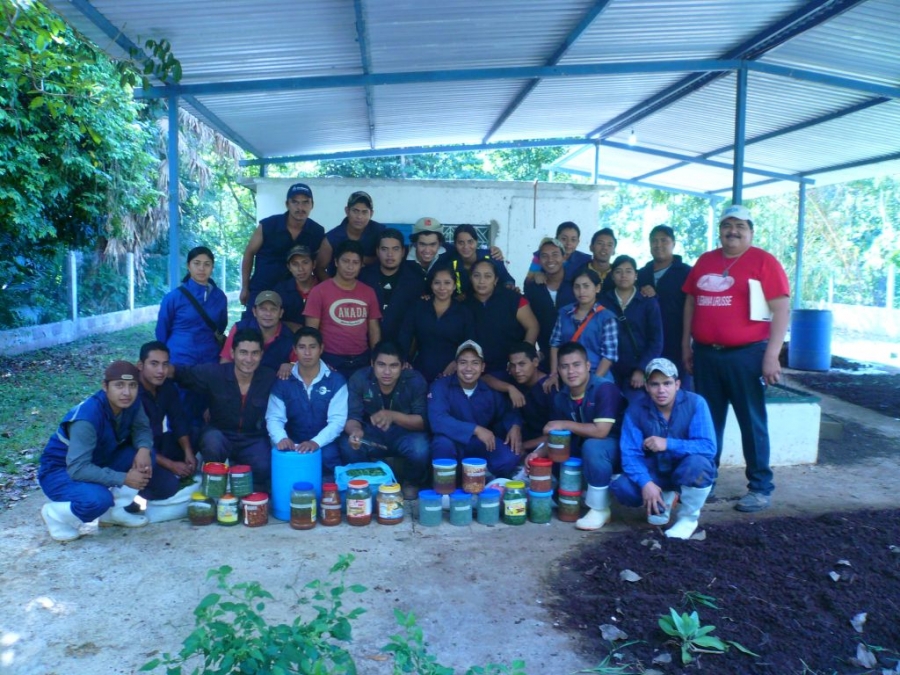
[721,384,821,467]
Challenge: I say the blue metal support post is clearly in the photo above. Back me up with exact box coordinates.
[593,142,600,184]
[794,182,807,309]
[168,96,181,290]
[732,67,748,204]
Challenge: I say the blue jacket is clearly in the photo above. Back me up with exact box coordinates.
[250,213,325,295]
[269,365,346,442]
[439,249,516,294]
[524,279,576,357]
[619,389,716,488]
[599,290,664,382]
[636,255,692,368]
[156,279,228,366]
[40,390,144,475]
[347,367,428,425]
[428,377,522,442]
[139,380,189,445]
[231,317,296,372]
[358,264,425,343]
[324,218,385,276]
[551,376,624,453]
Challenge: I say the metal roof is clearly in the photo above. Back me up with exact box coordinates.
[45,0,900,199]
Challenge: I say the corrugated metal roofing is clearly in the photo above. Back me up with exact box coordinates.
[44,0,900,198]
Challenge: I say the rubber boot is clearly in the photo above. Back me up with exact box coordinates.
[647,491,678,526]
[100,486,149,528]
[41,502,85,542]
[665,486,712,540]
[575,485,611,531]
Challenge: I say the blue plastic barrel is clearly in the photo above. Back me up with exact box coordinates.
[270,447,322,521]
[788,309,833,371]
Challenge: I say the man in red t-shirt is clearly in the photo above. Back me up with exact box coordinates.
[304,239,382,381]
[681,204,790,513]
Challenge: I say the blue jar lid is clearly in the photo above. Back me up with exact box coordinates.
[549,429,572,437]
[450,489,470,500]
[528,489,554,497]
[562,458,583,468]
[418,489,441,501]
[478,488,500,501]
[432,459,457,468]
[292,481,314,491]
[461,457,487,467]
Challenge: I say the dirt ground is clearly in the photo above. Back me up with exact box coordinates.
[1,356,899,674]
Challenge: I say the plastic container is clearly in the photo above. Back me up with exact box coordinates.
[789,309,833,372]
[559,458,583,493]
[201,462,229,499]
[557,489,582,522]
[432,459,457,495]
[528,489,553,524]
[449,489,473,526]
[289,482,317,530]
[216,493,239,526]
[502,481,527,525]
[320,482,341,526]
[187,492,215,526]
[461,458,487,494]
[529,475,552,494]
[229,465,254,498]
[241,492,268,527]
[270,447,322,521]
[529,458,553,494]
[477,489,501,526]
[547,429,572,462]
[418,489,443,527]
[346,479,372,526]
[377,483,404,525]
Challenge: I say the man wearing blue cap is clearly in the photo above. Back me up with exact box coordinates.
[682,204,790,513]
[240,182,325,313]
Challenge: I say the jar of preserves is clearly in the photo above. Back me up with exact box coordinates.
[502,481,527,525]
[201,462,229,499]
[461,458,487,494]
[548,430,572,462]
[187,492,215,526]
[559,458,583,493]
[228,464,254,498]
[476,488,501,526]
[528,489,553,524]
[216,493,239,526]
[346,479,372,526]
[241,492,269,527]
[417,489,443,527]
[377,483,404,525]
[557,489,582,522]
[320,482,342,526]
[528,458,553,494]
[290,481,317,530]
[432,459,457,495]
[449,489,473,526]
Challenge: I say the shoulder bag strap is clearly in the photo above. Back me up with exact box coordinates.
[571,304,604,343]
[178,286,220,335]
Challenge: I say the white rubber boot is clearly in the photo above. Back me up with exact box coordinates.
[665,486,712,540]
[41,502,85,542]
[575,485,611,531]
[100,486,149,528]
[647,491,678,526]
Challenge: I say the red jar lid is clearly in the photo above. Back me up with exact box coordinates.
[229,464,251,474]
[558,489,582,497]
[242,492,268,503]
[529,457,553,468]
[347,479,369,489]
[322,482,338,491]
[203,462,229,475]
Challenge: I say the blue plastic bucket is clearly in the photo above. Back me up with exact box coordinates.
[270,447,322,521]
[788,309,833,372]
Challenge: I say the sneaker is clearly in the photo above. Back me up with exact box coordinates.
[734,491,771,513]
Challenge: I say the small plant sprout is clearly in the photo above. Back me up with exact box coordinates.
[679,590,719,610]
[658,608,758,665]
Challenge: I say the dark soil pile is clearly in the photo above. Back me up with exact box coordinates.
[786,354,900,419]
[546,510,900,674]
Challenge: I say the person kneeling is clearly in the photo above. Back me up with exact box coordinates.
[38,361,163,542]
[339,341,430,500]
[610,358,716,539]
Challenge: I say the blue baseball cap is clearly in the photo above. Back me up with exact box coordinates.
[286,183,313,200]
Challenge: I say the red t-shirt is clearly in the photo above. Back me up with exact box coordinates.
[219,322,298,363]
[682,246,789,347]
[303,279,382,356]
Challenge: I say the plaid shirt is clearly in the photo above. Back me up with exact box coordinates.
[549,302,618,367]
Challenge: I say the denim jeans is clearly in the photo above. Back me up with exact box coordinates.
[693,341,774,495]
[577,437,620,487]
[199,428,273,491]
[611,453,716,507]
[338,424,430,486]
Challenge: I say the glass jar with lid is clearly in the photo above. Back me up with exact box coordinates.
[502,481,527,525]
[376,483,404,525]
[290,482,317,530]
[346,479,372,526]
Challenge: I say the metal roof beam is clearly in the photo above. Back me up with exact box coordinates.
[481,0,613,143]
[801,151,900,175]
[136,59,741,98]
[631,97,890,182]
[599,140,814,184]
[708,178,783,194]
[353,0,376,149]
[67,0,262,156]
[240,137,592,167]
[550,166,726,201]
[587,0,871,139]
[746,62,900,100]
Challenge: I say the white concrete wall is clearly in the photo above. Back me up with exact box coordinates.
[830,302,900,339]
[253,178,606,285]
[720,400,820,468]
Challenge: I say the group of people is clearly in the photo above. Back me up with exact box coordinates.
[38,183,790,544]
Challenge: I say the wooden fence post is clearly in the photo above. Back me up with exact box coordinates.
[68,251,78,321]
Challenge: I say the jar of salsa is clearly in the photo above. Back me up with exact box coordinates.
[557,489,582,522]
[241,492,268,527]
[346,479,372,526]
[376,483,404,525]
[320,482,342,526]
[548,430,572,462]
[290,482,317,530]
